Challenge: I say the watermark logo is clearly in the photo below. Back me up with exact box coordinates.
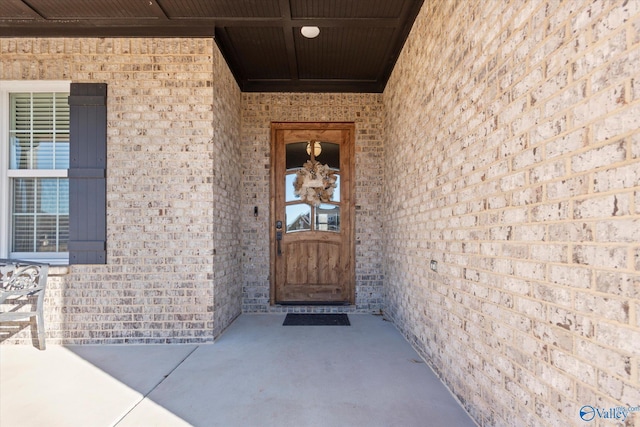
[580,406,596,422]
[579,405,640,422]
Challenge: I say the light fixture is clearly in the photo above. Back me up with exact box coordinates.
[306,141,321,157]
[301,26,320,39]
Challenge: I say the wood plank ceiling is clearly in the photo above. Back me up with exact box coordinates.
[0,0,424,92]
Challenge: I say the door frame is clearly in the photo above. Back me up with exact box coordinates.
[269,122,356,305]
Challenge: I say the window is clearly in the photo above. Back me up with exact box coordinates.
[0,81,71,263]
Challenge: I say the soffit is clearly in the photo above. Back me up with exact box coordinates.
[0,0,424,92]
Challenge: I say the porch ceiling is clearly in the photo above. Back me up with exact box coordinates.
[0,0,424,93]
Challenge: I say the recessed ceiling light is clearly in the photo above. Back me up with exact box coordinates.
[301,26,320,39]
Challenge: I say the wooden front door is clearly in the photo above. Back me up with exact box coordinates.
[270,123,355,304]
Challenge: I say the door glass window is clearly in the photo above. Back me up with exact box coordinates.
[286,204,311,232]
[285,173,299,202]
[316,204,340,232]
[330,174,340,202]
[314,141,339,169]
[286,142,309,170]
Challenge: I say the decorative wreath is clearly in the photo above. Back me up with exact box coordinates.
[293,160,337,207]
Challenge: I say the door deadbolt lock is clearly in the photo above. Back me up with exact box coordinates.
[276,220,282,230]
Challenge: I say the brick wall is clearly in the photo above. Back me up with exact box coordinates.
[211,41,243,338]
[240,93,385,313]
[383,1,640,426]
[0,38,242,343]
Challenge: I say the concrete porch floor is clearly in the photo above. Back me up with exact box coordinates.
[0,314,476,427]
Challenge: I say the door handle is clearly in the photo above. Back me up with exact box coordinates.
[276,231,283,256]
[276,220,283,256]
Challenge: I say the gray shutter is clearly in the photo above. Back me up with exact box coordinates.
[68,83,107,264]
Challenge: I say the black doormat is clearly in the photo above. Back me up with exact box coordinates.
[283,313,350,326]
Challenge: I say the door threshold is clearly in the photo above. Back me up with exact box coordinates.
[276,301,351,306]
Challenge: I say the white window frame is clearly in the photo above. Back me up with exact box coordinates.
[0,80,71,264]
